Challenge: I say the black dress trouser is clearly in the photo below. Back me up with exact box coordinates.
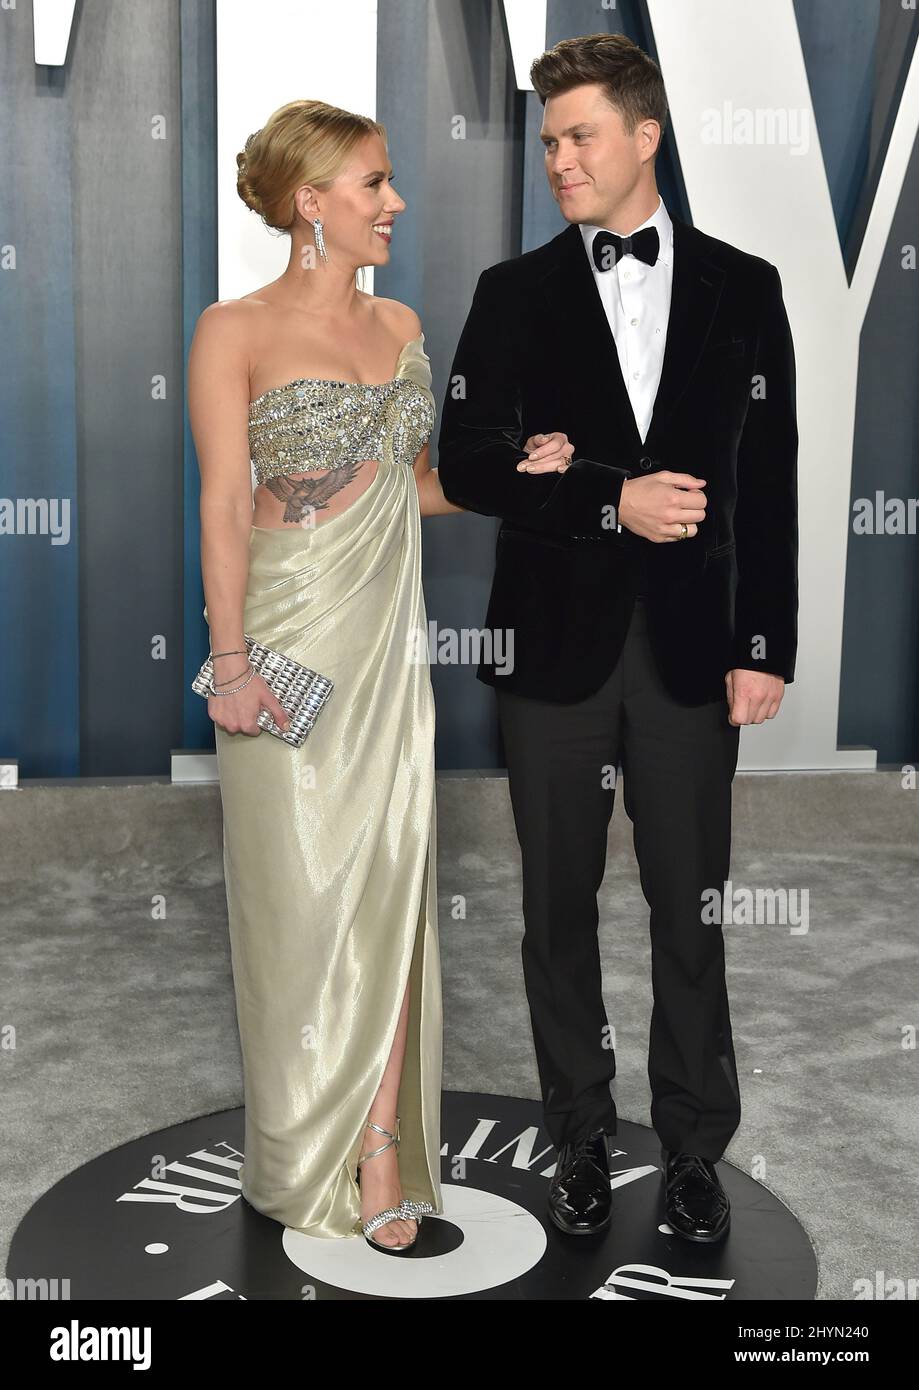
[494,597,742,1159]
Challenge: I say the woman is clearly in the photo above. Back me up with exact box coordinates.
[187,99,572,1252]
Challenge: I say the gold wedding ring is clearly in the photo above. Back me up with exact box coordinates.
[678,523,688,540]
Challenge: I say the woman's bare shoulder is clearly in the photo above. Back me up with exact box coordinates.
[369,294,423,340]
[189,299,266,393]
[191,295,272,366]
[196,293,271,326]
[192,296,255,340]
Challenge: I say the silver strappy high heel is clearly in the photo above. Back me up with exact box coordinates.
[356,1117,434,1255]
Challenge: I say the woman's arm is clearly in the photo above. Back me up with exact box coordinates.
[412,443,466,517]
[187,301,288,733]
[379,297,465,520]
[188,302,252,657]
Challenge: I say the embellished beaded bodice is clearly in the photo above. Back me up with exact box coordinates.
[248,333,436,489]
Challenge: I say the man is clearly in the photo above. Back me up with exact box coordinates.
[437,33,798,1242]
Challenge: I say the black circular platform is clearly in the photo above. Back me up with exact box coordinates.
[8,1092,816,1300]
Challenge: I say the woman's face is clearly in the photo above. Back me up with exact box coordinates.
[302,131,406,269]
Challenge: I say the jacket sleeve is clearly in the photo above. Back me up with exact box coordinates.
[437,265,631,537]
[730,262,799,680]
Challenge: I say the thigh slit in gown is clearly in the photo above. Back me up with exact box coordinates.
[203,335,443,1237]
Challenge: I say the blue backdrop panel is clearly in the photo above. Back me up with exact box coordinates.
[0,15,80,777]
[181,0,219,754]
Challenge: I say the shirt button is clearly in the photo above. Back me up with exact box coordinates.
[630,318,639,326]
[632,371,640,379]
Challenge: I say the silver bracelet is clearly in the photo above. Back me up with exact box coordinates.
[209,665,255,696]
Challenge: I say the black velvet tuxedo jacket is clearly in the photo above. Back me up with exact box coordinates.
[436,214,799,705]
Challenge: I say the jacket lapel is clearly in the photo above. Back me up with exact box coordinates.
[645,215,725,451]
[537,214,726,459]
[538,221,643,455]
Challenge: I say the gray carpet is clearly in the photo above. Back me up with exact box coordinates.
[1,771,916,1299]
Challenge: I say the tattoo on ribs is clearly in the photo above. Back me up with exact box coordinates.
[264,459,369,525]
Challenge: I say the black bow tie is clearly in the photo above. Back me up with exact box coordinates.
[592,225,660,271]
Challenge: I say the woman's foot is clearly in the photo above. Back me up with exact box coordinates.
[357,1119,418,1249]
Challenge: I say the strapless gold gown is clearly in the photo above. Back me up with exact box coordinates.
[203,336,443,1237]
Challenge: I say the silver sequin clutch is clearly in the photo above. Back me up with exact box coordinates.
[192,636,334,748]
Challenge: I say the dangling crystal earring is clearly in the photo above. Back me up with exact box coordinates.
[312,217,328,263]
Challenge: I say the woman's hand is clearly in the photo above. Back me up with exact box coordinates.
[516,432,574,474]
[208,669,291,736]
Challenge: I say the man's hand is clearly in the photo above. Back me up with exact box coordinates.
[726,670,785,726]
[516,432,573,473]
[619,471,707,542]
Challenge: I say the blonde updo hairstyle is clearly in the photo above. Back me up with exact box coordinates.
[237,98,388,242]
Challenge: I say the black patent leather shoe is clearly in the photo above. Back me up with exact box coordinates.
[661,1150,731,1243]
[547,1129,613,1236]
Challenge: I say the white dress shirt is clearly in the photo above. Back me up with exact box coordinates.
[579,195,674,446]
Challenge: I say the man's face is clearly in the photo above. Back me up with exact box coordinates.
[539,82,655,227]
